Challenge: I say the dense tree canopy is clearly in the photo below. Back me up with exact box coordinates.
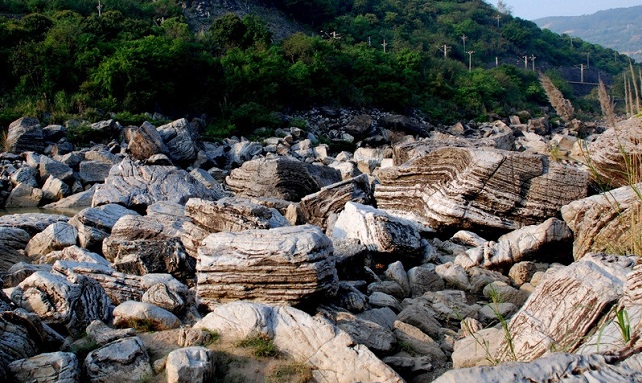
[0,0,635,134]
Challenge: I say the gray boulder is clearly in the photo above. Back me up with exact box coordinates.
[3,183,43,208]
[69,204,139,252]
[24,222,77,257]
[185,197,289,233]
[92,159,216,209]
[7,351,80,383]
[157,118,200,164]
[6,117,44,154]
[0,227,31,272]
[84,336,152,383]
[113,301,180,331]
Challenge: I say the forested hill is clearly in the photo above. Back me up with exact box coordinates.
[535,6,642,64]
[0,0,635,135]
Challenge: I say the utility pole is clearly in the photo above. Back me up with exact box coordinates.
[97,0,103,17]
[368,36,371,47]
[495,14,501,29]
[580,64,585,83]
[440,44,451,59]
[530,55,536,71]
[467,51,475,72]
[585,52,590,68]
[461,34,468,53]
[523,55,528,69]
[495,56,499,67]
[381,40,388,53]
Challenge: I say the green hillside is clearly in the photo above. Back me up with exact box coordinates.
[0,0,635,135]
[536,6,642,63]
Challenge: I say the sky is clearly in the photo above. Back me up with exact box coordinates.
[502,0,642,20]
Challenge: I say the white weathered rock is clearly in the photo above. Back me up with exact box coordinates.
[165,346,215,383]
[10,165,39,188]
[353,147,389,174]
[142,283,185,314]
[39,245,111,267]
[25,222,77,257]
[196,225,338,307]
[113,301,181,331]
[195,302,404,383]
[562,183,642,260]
[375,147,589,233]
[333,202,424,256]
[11,271,112,336]
[7,351,80,383]
[457,218,573,269]
[332,310,396,353]
[92,158,216,208]
[435,352,642,383]
[184,197,288,233]
[0,213,68,236]
[435,263,471,291]
[84,336,153,383]
[451,327,503,368]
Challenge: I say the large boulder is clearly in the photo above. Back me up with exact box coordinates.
[0,309,57,368]
[585,119,642,188]
[195,302,404,383]
[5,117,44,154]
[102,211,208,280]
[391,123,515,165]
[7,351,80,383]
[225,157,341,202]
[10,271,112,336]
[165,346,215,383]
[92,158,216,209]
[562,183,642,260]
[456,218,573,269]
[53,261,143,305]
[375,147,589,234]
[24,222,77,257]
[298,174,372,231]
[494,253,636,363]
[0,227,31,272]
[196,225,338,307]
[156,118,199,164]
[184,197,289,233]
[3,183,43,208]
[84,336,153,383]
[69,204,139,252]
[332,202,424,257]
[123,122,168,161]
[112,301,180,331]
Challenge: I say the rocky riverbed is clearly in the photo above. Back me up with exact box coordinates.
[0,109,641,382]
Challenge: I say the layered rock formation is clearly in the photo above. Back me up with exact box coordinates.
[196,225,338,307]
[375,147,589,233]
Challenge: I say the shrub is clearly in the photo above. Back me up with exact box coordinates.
[236,333,279,358]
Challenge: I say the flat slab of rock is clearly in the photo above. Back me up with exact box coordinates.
[225,157,341,201]
[0,213,69,236]
[195,301,404,383]
[196,225,338,307]
[185,197,289,233]
[562,183,642,260]
[375,147,589,234]
[92,158,216,209]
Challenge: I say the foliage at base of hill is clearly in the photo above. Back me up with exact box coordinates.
[0,0,636,136]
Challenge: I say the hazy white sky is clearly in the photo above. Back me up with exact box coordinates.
[501,0,642,20]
